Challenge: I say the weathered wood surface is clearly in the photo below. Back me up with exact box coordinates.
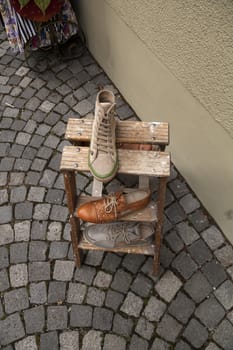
[65,118,169,145]
[60,146,170,177]
[75,195,158,222]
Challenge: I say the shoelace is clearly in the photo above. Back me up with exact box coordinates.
[109,223,139,244]
[92,111,114,155]
[104,194,119,218]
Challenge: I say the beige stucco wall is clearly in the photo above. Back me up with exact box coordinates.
[74,0,233,243]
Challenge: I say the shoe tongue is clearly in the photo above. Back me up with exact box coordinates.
[101,102,112,113]
[126,223,140,237]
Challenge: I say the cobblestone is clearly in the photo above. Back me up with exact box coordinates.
[0,30,232,349]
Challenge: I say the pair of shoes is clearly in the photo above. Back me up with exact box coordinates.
[83,221,154,248]
[77,189,150,223]
[88,89,118,183]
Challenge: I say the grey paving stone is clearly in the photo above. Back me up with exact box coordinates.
[0,143,10,157]
[39,100,55,113]
[47,306,68,330]
[0,224,14,245]
[85,250,105,266]
[59,331,80,350]
[29,241,48,261]
[214,280,233,310]
[39,169,57,188]
[70,305,92,327]
[172,251,198,279]
[4,287,29,314]
[184,271,212,303]
[14,220,30,241]
[30,281,47,304]
[36,87,50,100]
[9,172,25,186]
[15,132,31,145]
[122,254,146,274]
[183,318,208,349]
[10,185,27,203]
[31,221,47,240]
[45,189,64,204]
[120,291,143,317]
[0,172,7,186]
[12,120,26,131]
[151,338,171,350]
[49,241,69,259]
[15,335,37,350]
[9,144,24,158]
[0,268,10,292]
[130,273,153,297]
[201,225,225,250]
[67,282,87,304]
[45,111,60,126]
[195,295,225,330]
[25,171,40,186]
[23,305,45,334]
[168,291,195,324]
[30,134,44,149]
[188,209,210,232]
[103,334,126,350]
[50,205,68,222]
[14,158,31,171]
[51,121,66,137]
[176,221,199,245]
[0,130,16,142]
[155,271,182,302]
[93,271,112,289]
[169,179,189,198]
[22,146,37,160]
[111,269,133,294]
[48,281,66,303]
[28,186,46,202]
[31,158,47,171]
[202,260,227,287]
[86,287,105,307]
[129,334,148,350]
[40,331,58,350]
[63,223,71,241]
[165,202,186,224]
[9,263,28,287]
[102,252,121,272]
[49,153,62,171]
[227,265,233,281]
[82,330,102,350]
[0,157,14,171]
[37,146,53,159]
[33,203,51,220]
[93,307,113,331]
[36,123,51,136]
[105,290,124,311]
[74,265,96,285]
[0,189,8,205]
[187,238,212,266]
[143,296,166,322]
[214,245,233,267]
[53,260,74,281]
[47,222,62,240]
[0,313,25,346]
[157,314,183,343]
[15,202,33,220]
[135,317,154,340]
[213,319,233,350]
[29,262,50,281]
[174,340,192,350]
[73,99,93,116]
[0,246,9,267]
[0,206,12,224]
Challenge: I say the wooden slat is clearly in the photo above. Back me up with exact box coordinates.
[60,146,170,177]
[65,118,169,145]
[78,233,154,255]
[75,195,158,222]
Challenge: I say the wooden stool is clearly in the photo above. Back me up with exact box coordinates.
[60,118,170,275]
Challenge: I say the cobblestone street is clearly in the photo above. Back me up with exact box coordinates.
[1,27,233,349]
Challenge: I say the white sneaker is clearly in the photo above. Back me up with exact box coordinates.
[88,89,118,182]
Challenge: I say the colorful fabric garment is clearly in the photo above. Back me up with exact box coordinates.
[0,0,78,52]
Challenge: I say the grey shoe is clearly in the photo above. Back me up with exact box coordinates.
[88,89,118,183]
[83,222,154,248]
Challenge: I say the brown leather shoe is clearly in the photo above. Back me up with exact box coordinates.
[77,190,151,223]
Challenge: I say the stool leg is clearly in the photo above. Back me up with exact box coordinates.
[70,215,81,267]
[153,176,167,275]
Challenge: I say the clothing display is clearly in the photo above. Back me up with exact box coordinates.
[0,0,78,52]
